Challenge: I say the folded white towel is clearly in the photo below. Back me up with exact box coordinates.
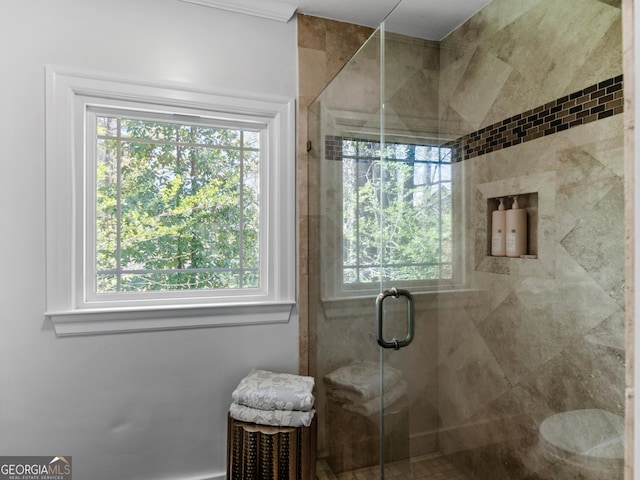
[323,361,402,402]
[229,402,316,427]
[333,381,407,417]
[232,369,315,412]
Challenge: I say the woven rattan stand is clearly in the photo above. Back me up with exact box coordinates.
[226,413,317,480]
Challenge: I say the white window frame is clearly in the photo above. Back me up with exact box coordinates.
[45,66,296,335]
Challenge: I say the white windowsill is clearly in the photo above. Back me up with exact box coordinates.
[321,288,479,321]
[321,282,472,302]
[46,301,295,336]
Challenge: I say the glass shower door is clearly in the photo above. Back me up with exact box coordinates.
[307,13,456,479]
[307,26,393,478]
[376,287,415,478]
[376,17,457,478]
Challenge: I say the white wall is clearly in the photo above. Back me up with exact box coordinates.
[0,1,299,479]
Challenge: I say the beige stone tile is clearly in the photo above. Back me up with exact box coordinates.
[582,135,625,179]
[482,68,546,127]
[441,1,501,56]
[438,305,476,364]
[447,49,513,130]
[438,47,475,126]
[385,70,440,136]
[299,46,329,100]
[320,53,381,116]
[517,243,619,322]
[438,328,510,426]
[297,13,328,51]
[571,16,623,91]
[325,20,376,82]
[495,0,546,30]
[487,0,619,95]
[561,180,625,307]
[565,311,626,414]
[554,139,622,240]
[478,290,546,385]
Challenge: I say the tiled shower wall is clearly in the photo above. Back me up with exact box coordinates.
[435,0,625,478]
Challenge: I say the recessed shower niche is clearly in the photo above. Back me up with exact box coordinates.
[476,171,555,278]
[487,192,538,258]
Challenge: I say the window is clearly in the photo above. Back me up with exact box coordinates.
[341,138,453,292]
[91,111,261,295]
[45,66,295,335]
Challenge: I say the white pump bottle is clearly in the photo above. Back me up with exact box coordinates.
[506,195,527,257]
[491,198,506,256]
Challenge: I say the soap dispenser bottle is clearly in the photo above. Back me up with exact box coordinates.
[506,195,527,257]
[491,198,506,256]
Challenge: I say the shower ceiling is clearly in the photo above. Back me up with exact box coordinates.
[295,0,492,40]
[179,0,492,40]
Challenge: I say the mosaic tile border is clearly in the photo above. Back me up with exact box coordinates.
[324,75,623,163]
[449,75,624,162]
[325,135,343,161]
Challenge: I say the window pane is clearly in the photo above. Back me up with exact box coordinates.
[120,119,176,141]
[183,126,243,147]
[341,139,453,285]
[96,138,118,272]
[117,271,244,291]
[242,271,260,288]
[97,273,118,293]
[97,116,118,137]
[242,149,260,270]
[243,130,260,149]
[95,115,261,293]
[343,158,358,274]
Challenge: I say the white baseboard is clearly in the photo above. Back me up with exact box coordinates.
[180,472,225,480]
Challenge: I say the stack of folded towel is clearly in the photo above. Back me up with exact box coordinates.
[324,360,407,417]
[229,369,316,428]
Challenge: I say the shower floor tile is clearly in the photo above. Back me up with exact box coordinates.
[318,452,469,480]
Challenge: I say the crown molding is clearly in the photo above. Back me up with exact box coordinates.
[179,0,297,22]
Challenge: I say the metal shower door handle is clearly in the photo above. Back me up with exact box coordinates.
[376,287,414,350]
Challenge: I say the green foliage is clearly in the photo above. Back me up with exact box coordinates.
[342,140,453,285]
[95,116,260,293]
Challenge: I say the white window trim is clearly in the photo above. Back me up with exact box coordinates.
[45,65,296,336]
